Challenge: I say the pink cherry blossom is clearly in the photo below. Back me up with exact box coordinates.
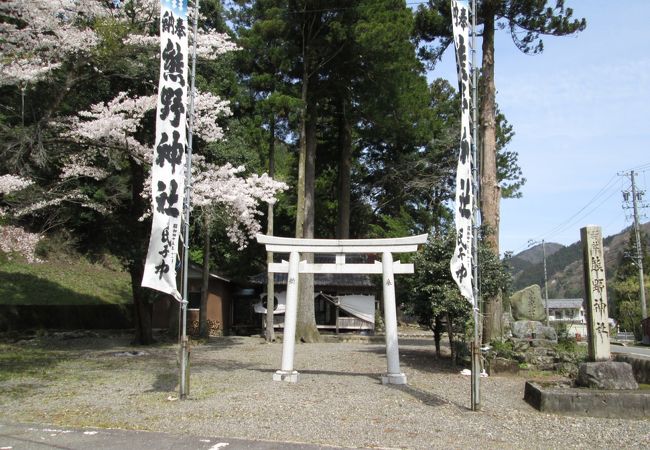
[0,225,43,263]
[0,175,34,194]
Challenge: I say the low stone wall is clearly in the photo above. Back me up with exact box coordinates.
[524,381,650,418]
[614,354,650,384]
[0,305,133,331]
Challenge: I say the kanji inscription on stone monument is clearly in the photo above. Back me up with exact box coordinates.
[580,225,611,361]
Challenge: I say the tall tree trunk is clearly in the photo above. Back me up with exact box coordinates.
[130,264,154,345]
[336,96,352,239]
[479,2,503,343]
[296,93,319,343]
[433,315,443,358]
[293,6,320,343]
[129,158,154,345]
[296,71,308,240]
[446,312,455,366]
[199,212,210,338]
[266,117,276,342]
[479,2,500,251]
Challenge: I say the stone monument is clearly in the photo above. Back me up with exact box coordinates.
[510,284,546,322]
[580,225,610,361]
[508,285,556,344]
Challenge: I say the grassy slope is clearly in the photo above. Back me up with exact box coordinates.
[0,255,132,305]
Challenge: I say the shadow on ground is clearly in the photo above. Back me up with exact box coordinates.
[359,342,461,375]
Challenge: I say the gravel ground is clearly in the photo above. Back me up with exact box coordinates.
[1,332,649,449]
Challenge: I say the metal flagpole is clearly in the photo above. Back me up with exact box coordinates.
[470,0,482,412]
[180,0,200,400]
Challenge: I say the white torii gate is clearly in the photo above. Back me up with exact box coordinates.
[256,233,428,385]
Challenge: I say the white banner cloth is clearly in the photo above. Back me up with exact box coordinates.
[338,295,375,324]
[449,0,475,306]
[142,0,189,299]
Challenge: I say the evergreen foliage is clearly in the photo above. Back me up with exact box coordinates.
[1,0,559,344]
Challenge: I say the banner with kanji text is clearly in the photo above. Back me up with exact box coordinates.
[142,0,189,300]
[449,0,475,306]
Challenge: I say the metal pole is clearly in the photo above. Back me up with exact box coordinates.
[470,0,481,412]
[180,0,200,400]
[543,240,549,326]
[631,171,647,319]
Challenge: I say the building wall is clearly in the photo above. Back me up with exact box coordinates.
[152,277,232,335]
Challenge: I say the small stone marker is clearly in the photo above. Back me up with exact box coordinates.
[580,225,610,361]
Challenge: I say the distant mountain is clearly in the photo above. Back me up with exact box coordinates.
[512,242,564,265]
[508,222,650,298]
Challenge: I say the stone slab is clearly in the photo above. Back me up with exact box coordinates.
[524,381,650,418]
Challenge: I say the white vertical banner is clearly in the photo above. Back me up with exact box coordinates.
[142,0,189,299]
[449,0,475,306]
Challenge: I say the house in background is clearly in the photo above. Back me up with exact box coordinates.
[153,263,233,335]
[249,269,378,334]
[546,298,617,339]
[547,298,585,324]
[546,298,586,338]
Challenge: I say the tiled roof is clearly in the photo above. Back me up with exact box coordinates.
[547,298,584,309]
[249,272,375,288]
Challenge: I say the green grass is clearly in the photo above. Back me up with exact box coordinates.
[0,343,71,383]
[0,256,131,305]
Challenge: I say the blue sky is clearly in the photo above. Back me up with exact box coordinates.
[433,0,650,255]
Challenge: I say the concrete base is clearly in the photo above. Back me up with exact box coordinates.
[273,370,300,383]
[381,373,407,385]
[524,381,650,418]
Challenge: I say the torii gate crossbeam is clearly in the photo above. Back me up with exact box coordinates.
[256,234,427,385]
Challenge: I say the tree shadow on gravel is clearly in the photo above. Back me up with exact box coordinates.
[386,383,466,409]
[199,337,248,348]
[191,358,260,372]
[249,367,467,410]
[359,345,460,375]
[251,367,381,381]
[149,372,178,392]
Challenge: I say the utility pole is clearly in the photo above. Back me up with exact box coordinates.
[630,171,647,319]
[542,240,549,325]
[528,239,549,325]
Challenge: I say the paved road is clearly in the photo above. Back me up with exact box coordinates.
[610,343,650,359]
[0,422,363,450]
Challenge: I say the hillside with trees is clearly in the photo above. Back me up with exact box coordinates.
[508,222,649,335]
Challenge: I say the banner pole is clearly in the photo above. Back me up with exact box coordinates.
[470,0,481,412]
[180,0,200,400]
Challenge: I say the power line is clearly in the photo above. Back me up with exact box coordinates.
[525,175,619,243]
[625,162,650,173]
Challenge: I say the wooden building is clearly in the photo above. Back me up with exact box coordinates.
[152,263,232,335]
[249,271,378,333]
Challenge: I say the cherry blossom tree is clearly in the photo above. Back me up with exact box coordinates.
[0,0,103,86]
[0,175,40,262]
[1,1,285,343]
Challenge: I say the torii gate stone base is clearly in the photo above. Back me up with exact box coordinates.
[256,234,428,385]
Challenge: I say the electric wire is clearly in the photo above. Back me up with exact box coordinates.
[524,175,619,243]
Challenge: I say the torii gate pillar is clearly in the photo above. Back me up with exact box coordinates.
[381,251,406,384]
[273,251,300,383]
[256,233,427,385]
